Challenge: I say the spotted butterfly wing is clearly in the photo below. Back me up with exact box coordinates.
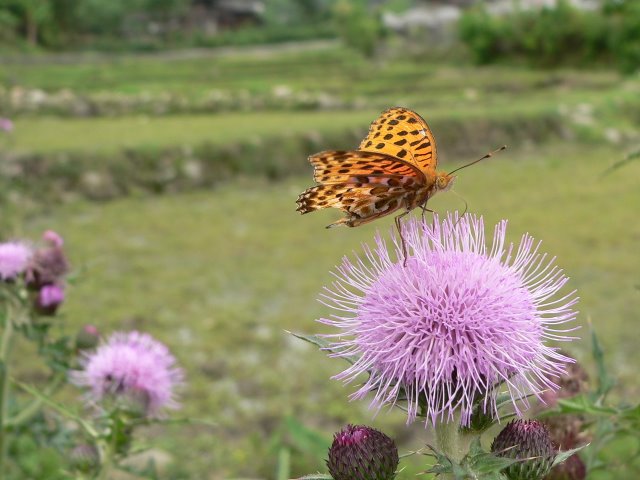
[358,107,438,175]
[296,150,426,227]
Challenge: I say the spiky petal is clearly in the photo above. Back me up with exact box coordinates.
[319,213,578,426]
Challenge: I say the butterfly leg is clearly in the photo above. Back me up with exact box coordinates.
[394,210,412,267]
[452,196,469,227]
[419,203,436,223]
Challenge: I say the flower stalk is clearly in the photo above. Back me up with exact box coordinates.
[434,409,478,468]
[0,305,16,474]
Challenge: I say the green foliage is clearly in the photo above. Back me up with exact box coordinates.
[0,8,19,43]
[190,23,337,50]
[427,438,516,480]
[459,0,640,73]
[75,0,140,35]
[332,0,385,57]
[605,1,640,73]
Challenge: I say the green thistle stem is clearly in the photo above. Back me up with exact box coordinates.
[435,418,463,462]
[97,414,120,480]
[6,373,66,428]
[434,410,471,478]
[0,309,15,474]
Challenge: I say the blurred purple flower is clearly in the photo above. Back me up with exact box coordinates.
[43,230,64,248]
[0,118,13,133]
[71,331,183,417]
[0,241,32,281]
[35,284,65,315]
[26,233,69,288]
[319,213,578,426]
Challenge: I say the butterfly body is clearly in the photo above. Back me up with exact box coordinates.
[296,107,454,227]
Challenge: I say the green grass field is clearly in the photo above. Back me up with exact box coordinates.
[2,43,640,478]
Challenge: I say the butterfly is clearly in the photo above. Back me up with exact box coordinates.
[296,107,504,260]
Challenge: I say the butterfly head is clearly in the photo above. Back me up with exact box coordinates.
[435,172,455,192]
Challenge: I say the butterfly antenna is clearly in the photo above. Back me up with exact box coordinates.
[448,145,507,176]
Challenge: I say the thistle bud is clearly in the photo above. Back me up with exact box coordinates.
[491,420,556,480]
[327,424,398,480]
[35,284,65,315]
[26,242,69,289]
[70,444,99,472]
[75,325,100,350]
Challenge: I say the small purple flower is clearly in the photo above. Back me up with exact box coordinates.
[43,230,64,248]
[0,241,32,281]
[319,213,578,426]
[35,283,65,315]
[71,331,183,417]
[0,118,13,133]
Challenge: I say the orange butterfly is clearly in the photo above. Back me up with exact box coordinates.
[297,107,504,256]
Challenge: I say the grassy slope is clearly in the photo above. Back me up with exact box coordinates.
[1,47,619,97]
[22,143,640,478]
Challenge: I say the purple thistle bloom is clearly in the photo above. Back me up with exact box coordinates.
[71,331,183,417]
[36,283,65,315]
[0,241,32,280]
[43,230,64,248]
[319,213,578,426]
[0,118,13,133]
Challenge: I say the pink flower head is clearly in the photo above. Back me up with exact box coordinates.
[43,230,64,248]
[0,241,32,280]
[35,284,65,315]
[0,118,13,133]
[319,213,578,426]
[71,331,183,417]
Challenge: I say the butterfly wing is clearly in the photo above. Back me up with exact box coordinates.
[309,150,424,185]
[358,107,438,174]
[297,184,408,227]
[296,150,426,227]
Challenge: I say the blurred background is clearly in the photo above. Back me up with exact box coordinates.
[0,0,639,478]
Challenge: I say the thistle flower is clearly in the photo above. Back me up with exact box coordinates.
[35,283,65,315]
[319,213,578,426]
[43,230,64,248]
[0,118,13,133]
[327,424,398,480]
[0,241,32,281]
[71,331,183,417]
[491,419,556,480]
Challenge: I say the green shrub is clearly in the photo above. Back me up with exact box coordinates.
[332,0,385,58]
[459,0,640,73]
[605,1,640,73]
